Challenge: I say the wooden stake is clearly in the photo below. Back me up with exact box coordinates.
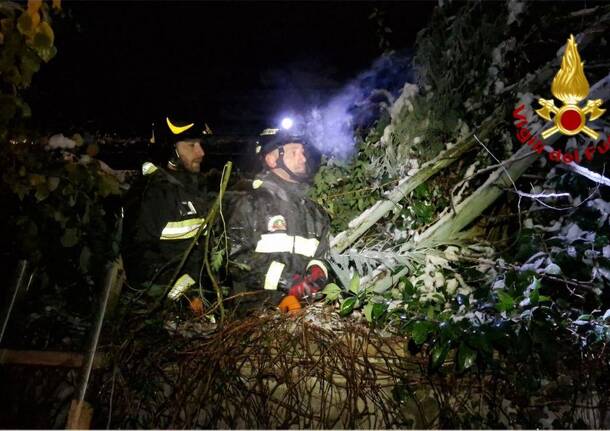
[66,399,93,430]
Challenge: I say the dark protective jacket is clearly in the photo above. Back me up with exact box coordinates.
[227,170,331,308]
[122,162,211,297]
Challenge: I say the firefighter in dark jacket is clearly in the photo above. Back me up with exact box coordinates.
[228,127,331,313]
[122,117,213,301]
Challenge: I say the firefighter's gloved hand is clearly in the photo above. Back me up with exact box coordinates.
[288,278,318,299]
[306,265,327,286]
[288,274,326,299]
[288,265,326,300]
[278,295,301,314]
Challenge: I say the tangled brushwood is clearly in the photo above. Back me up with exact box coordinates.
[93,303,610,429]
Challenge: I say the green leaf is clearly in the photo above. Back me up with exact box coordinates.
[363,302,374,322]
[16,12,34,36]
[495,290,515,312]
[372,302,387,321]
[34,182,49,201]
[411,320,434,345]
[60,228,79,248]
[349,273,361,294]
[35,45,57,63]
[211,249,223,271]
[322,283,342,302]
[457,343,476,373]
[428,341,449,373]
[401,277,416,301]
[32,21,54,48]
[146,284,165,298]
[47,176,60,191]
[339,297,357,316]
[414,183,429,199]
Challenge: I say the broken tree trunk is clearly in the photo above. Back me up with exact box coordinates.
[331,110,504,253]
[414,144,542,247]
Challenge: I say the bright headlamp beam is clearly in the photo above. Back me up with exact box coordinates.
[281,117,294,130]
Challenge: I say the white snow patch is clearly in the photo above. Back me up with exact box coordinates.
[48,133,77,149]
[507,0,525,25]
[492,279,505,290]
[543,263,561,275]
[390,82,418,120]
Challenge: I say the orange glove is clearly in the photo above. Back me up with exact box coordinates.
[188,296,205,316]
[278,295,302,314]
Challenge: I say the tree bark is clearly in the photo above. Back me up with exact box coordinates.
[331,111,504,253]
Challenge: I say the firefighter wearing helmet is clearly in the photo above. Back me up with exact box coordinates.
[227,126,331,313]
[122,117,213,302]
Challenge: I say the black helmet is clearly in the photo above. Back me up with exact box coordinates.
[151,117,212,168]
[256,127,320,182]
[256,128,308,157]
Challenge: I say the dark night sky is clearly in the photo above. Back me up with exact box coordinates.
[27,1,437,136]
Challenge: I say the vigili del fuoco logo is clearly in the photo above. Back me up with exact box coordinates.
[513,35,608,164]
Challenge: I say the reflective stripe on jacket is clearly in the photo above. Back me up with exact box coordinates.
[122,163,211,288]
[227,170,331,297]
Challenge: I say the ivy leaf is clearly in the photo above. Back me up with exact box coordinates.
[322,283,341,302]
[13,182,29,201]
[339,297,357,316]
[363,302,373,323]
[372,302,387,321]
[34,182,49,201]
[456,343,476,373]
[32,21,54,48]
[349,273,360,294]
[428,341,450,373]
[17,11,37,37]
[47,176,59,191]
[411,320,434,345]
[401,278,416,300]
[495,291,515,312]
[35,45,57,63]
[60,228,79,248]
